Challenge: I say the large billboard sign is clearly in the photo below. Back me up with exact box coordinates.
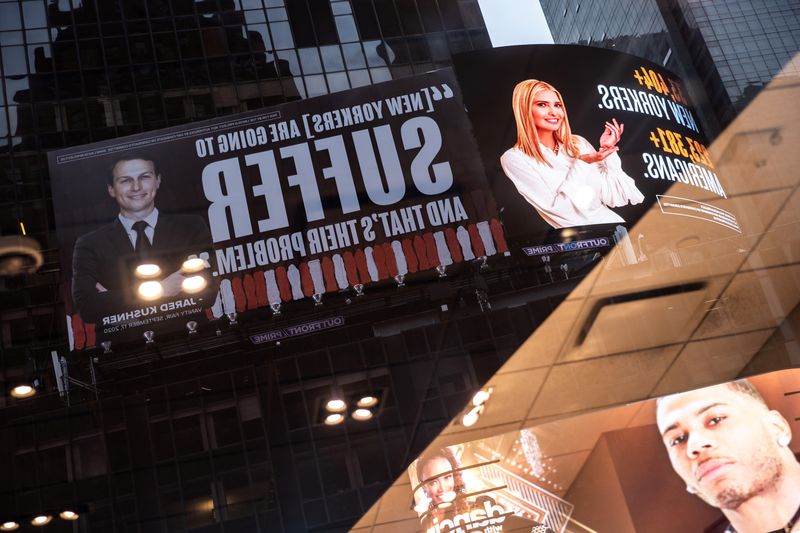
[409,441,572,532]
[49,69,505,350]
[452,45,736,261]
[409,369,800,533]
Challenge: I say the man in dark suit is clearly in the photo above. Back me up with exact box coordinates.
[72,152,216,327]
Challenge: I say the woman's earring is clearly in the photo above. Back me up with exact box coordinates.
[779,434,791,447]
[686,485,696,494]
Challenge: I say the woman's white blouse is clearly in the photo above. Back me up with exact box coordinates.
[500,136,645,229]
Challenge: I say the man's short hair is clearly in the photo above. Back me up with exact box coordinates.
[107,151,159,184]
[726,379,767,406]
[656,378,767,408]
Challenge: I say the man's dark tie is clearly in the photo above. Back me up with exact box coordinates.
[132,220,152,257]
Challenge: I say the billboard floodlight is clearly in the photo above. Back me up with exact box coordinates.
[137,281,163,300]
[182,275,206,293]
[135,263,161,278]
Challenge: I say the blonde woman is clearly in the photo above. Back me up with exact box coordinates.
[500,79,644,229]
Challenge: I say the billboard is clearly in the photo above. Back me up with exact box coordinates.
[452,46,736,262]
[409,369,800,533]
[49,69,506,350]
[409,441,571,532]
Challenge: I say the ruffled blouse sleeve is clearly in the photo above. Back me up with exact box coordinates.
[500,148,582,227]
[576,136,644,207]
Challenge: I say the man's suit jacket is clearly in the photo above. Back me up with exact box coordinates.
[72,213,215,324]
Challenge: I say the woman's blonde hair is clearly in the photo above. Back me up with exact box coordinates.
[511,79,580,165]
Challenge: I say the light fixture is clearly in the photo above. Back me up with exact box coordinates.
[325,399,346,413]
[10,384,35,399]
[520,429,545,477]
[460,387,492,425]
[353,283,364,296]
[30,515,52,526]
[135,263,161,278]
[0,235,43,275]
[226,312,238,325]
[312,293,323,306]
[186,321,198,335]
[471,387,493,407]
[182,257,206,273]
[137,280,163,300]
[181,275,207,293]
[101,341,112,354]
[560,227,577,240]
[394,274,405,287]
[143,331,155,344]
[461,405,483,427]
[357,395,378,408]
[324,413,344,426]
[59,510,79,521]
[352,408,373,421]
[0,521,19,531]
[270,302,282,316]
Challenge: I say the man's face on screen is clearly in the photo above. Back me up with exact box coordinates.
[656,384,786,510]
[108,159,161,219]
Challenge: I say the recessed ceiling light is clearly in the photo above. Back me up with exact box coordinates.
[10,385,35,399]
[59,510,79,521]
[352,408,373,421]
[472,388,492,407]
[324,413,344,425]
[356,395,378,408]
[461,411,479,427]
[325,399,346,413]
[461,405,483,427]
[31,515,52,526]
[0,521,19,531]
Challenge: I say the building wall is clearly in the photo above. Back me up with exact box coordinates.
[541,0,800,133]
[539,0,724,134]
[0,1,506,531]
[540,0,672,66]
[673,0,800,113]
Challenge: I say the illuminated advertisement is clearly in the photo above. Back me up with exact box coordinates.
[453,45,737,261]
[409,369,800,533]
[48,69,505,350]
[409,440,571,532]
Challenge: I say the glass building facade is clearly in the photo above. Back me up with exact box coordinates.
[671,0,800,117]
[540,0,800,131]
[0,1,798,532]
[0,1,501,531]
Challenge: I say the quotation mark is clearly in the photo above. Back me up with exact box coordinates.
[429,84,454,101]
